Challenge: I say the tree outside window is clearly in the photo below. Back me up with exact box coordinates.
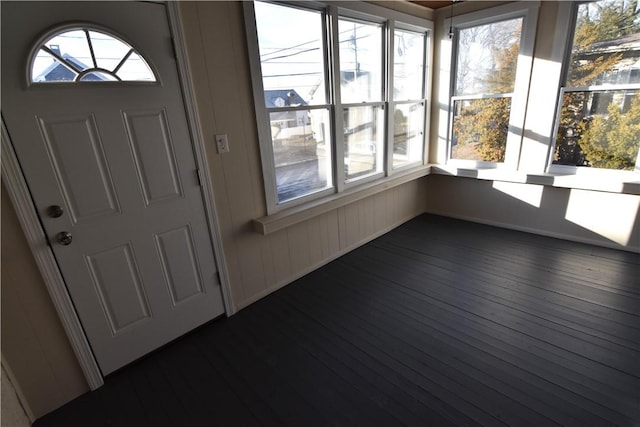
[554,0,640,171]
[450,17,523,163]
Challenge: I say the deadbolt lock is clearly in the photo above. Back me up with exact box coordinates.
[47,205,64,218]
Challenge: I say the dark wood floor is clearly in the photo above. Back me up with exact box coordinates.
[34,214,640,426]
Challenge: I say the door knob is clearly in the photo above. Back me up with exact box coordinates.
[57,231,73,246]
[47,205,64,218]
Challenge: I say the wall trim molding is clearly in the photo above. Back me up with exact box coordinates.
[2,355,36,422]
[424,209,639,253]
[167,1,235,315]
[1,121,104,390]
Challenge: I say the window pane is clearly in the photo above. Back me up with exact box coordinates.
[451,97,511,162]
[44,30,93,72]
[344,105,384,180]
[393,30,425,101]
[455,18,522,96]
[393,102,424,168]
[255,2,326,106]
[567,0,640,88]
[339,19,383,103]
[554,90,639,170]
[88,30,130,71]
[271,109,333,203]
[32,50,78,82]
[116,52,156,82]
[32,28,156,83]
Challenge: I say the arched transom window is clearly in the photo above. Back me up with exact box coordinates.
[31,27,157,83]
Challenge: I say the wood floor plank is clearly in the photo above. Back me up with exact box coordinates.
[360,244,640,351]
[344,247,640,380]
[201,321,331,427]
[323,259,640,410]
[309,263,640,425]
[247,294,460,426]
[33,214,640,427]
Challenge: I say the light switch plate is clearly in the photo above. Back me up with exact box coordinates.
[215,134,229,154]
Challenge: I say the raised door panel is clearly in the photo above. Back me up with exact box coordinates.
[123,109,183,205]
[37,114,120,223]
[154,226,205,306]
[86,244,151,335]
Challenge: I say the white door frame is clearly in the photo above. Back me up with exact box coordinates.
[0,2,234,391]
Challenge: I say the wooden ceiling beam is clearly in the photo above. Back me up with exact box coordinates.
[409,1,454,10]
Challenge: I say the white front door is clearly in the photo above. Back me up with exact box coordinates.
[1,1,225,375]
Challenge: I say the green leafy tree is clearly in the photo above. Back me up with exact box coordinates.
[579,94,640,170]
[453,29,519,162]
[555,0,640,169]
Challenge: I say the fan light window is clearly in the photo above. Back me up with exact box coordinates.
[31,28,157,83]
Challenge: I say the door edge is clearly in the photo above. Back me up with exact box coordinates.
[167,2,236,316]
[1,118,105,390]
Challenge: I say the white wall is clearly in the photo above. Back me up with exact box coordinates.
[426,175,639,252]
[427,1,639,252]
[1,184,89,419]
[1,364,31,427]
[178,1,429,310]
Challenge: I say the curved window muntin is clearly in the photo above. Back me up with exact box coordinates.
[29,24,159,85]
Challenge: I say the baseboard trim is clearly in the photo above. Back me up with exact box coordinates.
[235,213,420,311]
[425,209,639,253]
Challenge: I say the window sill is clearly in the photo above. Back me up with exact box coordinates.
[253,164,639,235]
[431,165,640,195]
[253,166,432,235]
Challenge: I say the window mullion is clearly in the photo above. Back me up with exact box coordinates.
[506,9,538,168]
[329,6,346,193]
[386,20,395,176]
[243,1,279,214]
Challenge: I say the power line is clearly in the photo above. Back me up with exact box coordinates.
[260,24,370,61]
[261,34,375,63]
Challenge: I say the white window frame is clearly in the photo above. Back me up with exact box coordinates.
[388,23,430,174]
[245,1,432,215]
[333,9,387,190]
[548,0,640,177]
[445,2,539,170]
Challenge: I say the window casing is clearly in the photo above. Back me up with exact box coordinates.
[446,3,538,169]
[390,27,428,170]
[245,1,432,214]
[550,0,640,174]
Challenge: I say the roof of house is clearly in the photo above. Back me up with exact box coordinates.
[34,53,107,82]
[264,89,307,108]
[585,32,640,55]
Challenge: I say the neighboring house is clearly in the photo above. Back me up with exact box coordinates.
[556,31,640,166]
[576,32,640,115]
[32,45,108,82]
[264,89,309,131]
